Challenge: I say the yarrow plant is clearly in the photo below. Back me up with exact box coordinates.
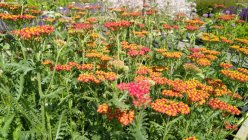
[0,1,247,140]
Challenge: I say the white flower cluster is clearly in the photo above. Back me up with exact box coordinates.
[106,0,195,16]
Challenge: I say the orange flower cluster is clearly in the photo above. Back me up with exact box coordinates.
[218,14,235,21]
[78,71,117,84]
[43,17,55,23]
[25,9,42,16]
[151,98,190,116]
[42,60,53,65]
[151,66,168,72]
[185,25,199,32]
[97,103,110,114]
[162,90,183,98]
[230,45,248,56]
[162,51,182,59]
[163,24,179,30]
[168,79,213,104]
[208,98,240,115]
[224,122,238,130]
[51,62,94,71]
[104,20,132,31]
[188,47,220,67]
[86,17,98,23]
[12,25,54,39]
[121,42,150,57]
[53,64,72,71]
[97,104,135,126]
[185,19,205,25]
[205,78,242,99]
[196,58,211,66]
[237,68,248,75]
[235,38,248,45]
[79,64,94,71]
[220,37,233,44]
[183,136,198,140]
[121,12,141,17]
[133,30,148,37]
[219,62,233,69]
[134,65,170,85]
[201,33,219,42]
[85,52,112,61]
[0,13,35,21]
[136,66,152,75]
[68,23,93,33]
[220,69,248,82]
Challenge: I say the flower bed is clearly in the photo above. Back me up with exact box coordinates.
[0,1,247,140]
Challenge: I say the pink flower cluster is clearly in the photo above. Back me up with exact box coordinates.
[127,47,150,57]
[117,81,151,108]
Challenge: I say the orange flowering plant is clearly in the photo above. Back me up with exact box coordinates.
[0,1,247,140]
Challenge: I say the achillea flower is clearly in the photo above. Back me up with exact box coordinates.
[208,98,240,115]
[86,17,97,23]
[237,68,248,75]
[185,25,199,32]
[151,98,190,116]
[188,52,205,59]
[116,110,135,126]
[42,60,52,65]
[12,25,54,39]
[185,19,205,25]
[117,81,152,108]
[219,62,233,69]
[0,13,35,21]
[224,122,238,130]
[186,89,209,103]
[155,48,167,54]
[196,58,211,66]
[43,17,55,23]
[163,24,173,30]
[97,103,110,114]
[151,66,168,72]
[78,64,94,71]
[136,66,152,75]
[162,90,183,98]
[127,47,150,57]
[69,23,93,33]
[220,36,233,44]
[162,52,182,59]
[201,33,219,42]
[218,14,235,21]
[53,64,72,71]
[201,49,220,55]
[78,73,100,84]
[205,54,217,61]
[220,69,248,82]
[104,20,132,31]
[235,38,248,45]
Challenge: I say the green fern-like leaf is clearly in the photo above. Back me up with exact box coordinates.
[0,114,15,138]
[130,110,148,140]
[55,111,67,140]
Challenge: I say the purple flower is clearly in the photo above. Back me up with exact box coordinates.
[225,10,231,15]
[203,13,208,18]
[224,6,238,15]
[58,7,69,15]
[239,8,248,21]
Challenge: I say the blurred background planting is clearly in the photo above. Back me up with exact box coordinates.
[195,0,248,16]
